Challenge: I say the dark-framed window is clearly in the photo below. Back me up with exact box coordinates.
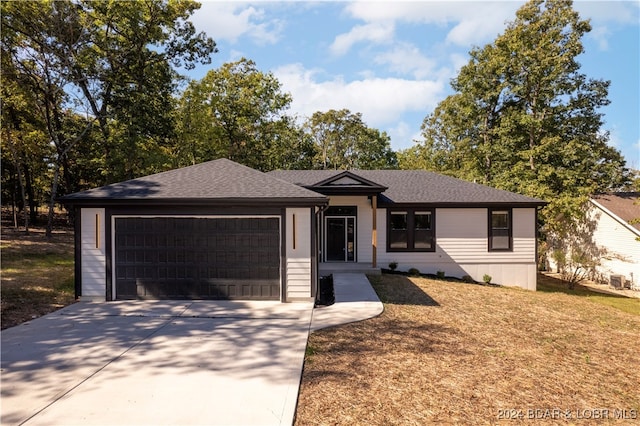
[488,208,512,251]
[387,209,435,252]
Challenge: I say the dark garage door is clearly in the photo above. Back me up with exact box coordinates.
[114,217,280,300]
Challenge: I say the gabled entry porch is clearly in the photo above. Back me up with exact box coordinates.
[311,171,387,270]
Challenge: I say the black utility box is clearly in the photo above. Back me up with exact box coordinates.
[317,274,335,306]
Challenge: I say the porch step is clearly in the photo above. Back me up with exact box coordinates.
[319,263,381,276]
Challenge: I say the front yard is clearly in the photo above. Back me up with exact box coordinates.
[296,274,640,425]
[1,227,76,329]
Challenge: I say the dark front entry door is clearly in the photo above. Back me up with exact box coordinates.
[325,217,355,262]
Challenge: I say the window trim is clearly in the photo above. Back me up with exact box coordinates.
[386,208,435,252]
[488,208,513,252]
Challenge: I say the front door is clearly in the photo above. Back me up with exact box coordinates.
[325,217,356,262]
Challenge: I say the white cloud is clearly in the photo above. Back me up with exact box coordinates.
[574,1,640,26]
[445,4,518,46]
[340,1,638,51]
[588,26,611,51]
[373,43,436,79]
[343,1,521,46]
[386,121,424,151]
[190,3,282,45]
[273,63,444,140]
[330,22,395,56]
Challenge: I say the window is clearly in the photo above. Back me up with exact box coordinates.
[489,208,512,251]
[389,212,408,249]
[387,209,435,252]
[414,212,432,249]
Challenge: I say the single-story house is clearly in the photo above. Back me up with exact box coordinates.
[60,158,546,302]
[588,192,640,289]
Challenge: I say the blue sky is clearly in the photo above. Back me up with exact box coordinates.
[187,1,640,169]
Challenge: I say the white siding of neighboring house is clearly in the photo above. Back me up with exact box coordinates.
[376,207,538,290]
[589,202,640,288]
[326,196,373,263]
[80,208,106,301]
[286,207,313,301]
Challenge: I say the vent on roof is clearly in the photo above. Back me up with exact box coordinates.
[610,274,625,289]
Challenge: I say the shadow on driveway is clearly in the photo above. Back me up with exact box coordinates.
[1,301,312,426]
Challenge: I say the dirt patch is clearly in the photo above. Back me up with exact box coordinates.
[1,226,76,329]
[296,275,640,425]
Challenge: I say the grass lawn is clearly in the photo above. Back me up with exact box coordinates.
[296,274,640,425]
[1,227,76,329]
[537,273,640,316]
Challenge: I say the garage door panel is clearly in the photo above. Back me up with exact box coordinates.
[115,217,280,300]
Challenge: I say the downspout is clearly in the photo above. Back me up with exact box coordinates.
[371,194,378,268]
[314,203,330,302]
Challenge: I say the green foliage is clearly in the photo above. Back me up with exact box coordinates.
[548,203,603,289]
[403,0,629,260]
[436,270,445,279]
[483,274,492,284]
[388,261,398,271]
[175,58,315,171]
[305,109,398,170]
[1,0,216,230]
[408,267,421,277]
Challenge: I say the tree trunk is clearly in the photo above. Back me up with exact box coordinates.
[7,132,29,234]
[24,164,37,224]
[483,113,492,184]
[12,180,18,229]
[46,163,61,238]
[529,126,536,171]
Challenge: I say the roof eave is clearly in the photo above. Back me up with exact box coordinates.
[590,199,640,236]
[58,196,329,208]
[377,200,547,208]
[309,186,387,196]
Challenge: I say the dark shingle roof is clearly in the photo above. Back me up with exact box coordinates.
[592,192,640,231]
[268,169,546,205]
[60,159,327,205]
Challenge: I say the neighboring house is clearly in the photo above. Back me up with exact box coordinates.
[60,159,546,302]
[589,192,640,289]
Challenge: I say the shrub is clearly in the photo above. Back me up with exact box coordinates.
[388,261,398,271]
[462,275,475,283]
[408,267,421,277]
[436,270,445,279]
[483,274,492,284]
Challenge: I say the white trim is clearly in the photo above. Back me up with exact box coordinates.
[590,199,640,238]
[110,214,282,301]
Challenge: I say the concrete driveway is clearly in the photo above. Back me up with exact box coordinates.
[1,300,313,426]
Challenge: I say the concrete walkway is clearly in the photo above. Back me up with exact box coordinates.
[311,273,384,331]
[1,274,382,426]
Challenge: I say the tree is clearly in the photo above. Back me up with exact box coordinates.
[1,0,216,234]
[0,46,52,231]
[305,109,398,170]
[405,0,629,280]
[175,58,314,171]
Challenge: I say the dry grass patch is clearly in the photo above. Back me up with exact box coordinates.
[296,275,640,425]
[1,227,76,329]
